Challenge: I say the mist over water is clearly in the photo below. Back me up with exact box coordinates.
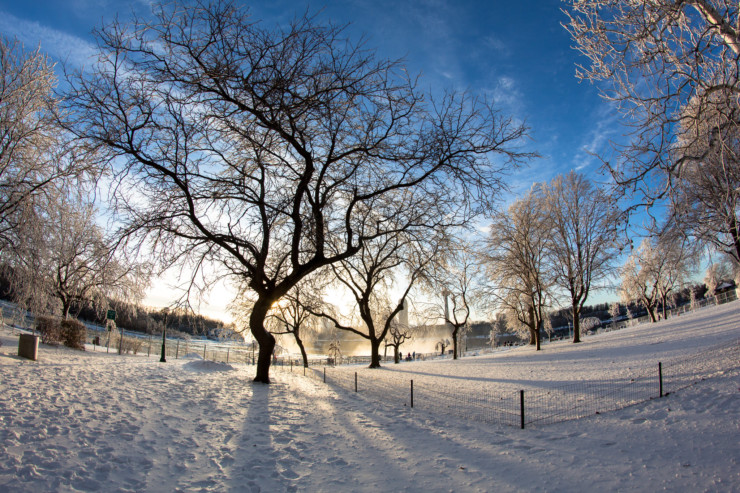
[276,325,494,357]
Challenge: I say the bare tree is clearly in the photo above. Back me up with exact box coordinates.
[435,338,451,356]
[564,0,740,205]
[312,231,440,368]
[543,171,622,343]
[424,244,479,359]
[232,277,326,368]
[5,187,148,318]
[483,188,552,350]
[63,2,533,383]
[384,300,419,363]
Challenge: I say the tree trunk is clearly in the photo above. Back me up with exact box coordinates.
[646,303,657,323]
[661,295,668,320]
[369,338,381,368]
[572,305,581,343]
[535,319,542,351]
[294,331,309,368]
[452,326,459,359]
[250,299,276,383]
[394,345,400,364]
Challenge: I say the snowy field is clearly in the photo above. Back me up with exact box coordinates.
[0,302,739,492]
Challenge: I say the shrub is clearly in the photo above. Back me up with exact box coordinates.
[36,316,62,345]
[61,319,86,351]
[110,332,144,354]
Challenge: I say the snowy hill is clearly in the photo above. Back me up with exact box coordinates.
[0,301,738,492]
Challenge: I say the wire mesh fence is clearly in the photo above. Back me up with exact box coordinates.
[302,337,740,429]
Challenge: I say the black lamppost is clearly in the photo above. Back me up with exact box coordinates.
[160,308,169,363]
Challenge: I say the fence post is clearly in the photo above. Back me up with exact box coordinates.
[148,335,151,357]
[227,347,230,364]
[291,360,293,372]
[659,362,663,397]
[323,367,326,383]
[176,340,180,359]
[410,379,414,408]
[520,390,525,429]
[203,344,206,360]
[355,372,358,392]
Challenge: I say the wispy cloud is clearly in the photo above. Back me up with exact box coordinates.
[0,10,98,69]
[573,103,622,172]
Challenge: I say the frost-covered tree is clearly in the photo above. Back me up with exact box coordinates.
[5,188,148,318]
[703,262,731,298]
[483,189,552,350]
[619,231,693,322]
[64,1,532,383]
[0,37,90,249]
[543,171,622,343]
[609,302,620,330]
[670,90,740,264]
[564,0,740,206]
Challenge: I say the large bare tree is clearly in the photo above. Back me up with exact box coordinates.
[564,0,740,205]
[543,171,622,343]
[483,189,552,350]
[63,2,532,382]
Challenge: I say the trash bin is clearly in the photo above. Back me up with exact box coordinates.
[18,334,39,361]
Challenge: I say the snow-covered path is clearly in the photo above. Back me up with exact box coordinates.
[1,302,738,492]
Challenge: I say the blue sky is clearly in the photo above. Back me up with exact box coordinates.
[0,0,620,192]
[0,0,627,316]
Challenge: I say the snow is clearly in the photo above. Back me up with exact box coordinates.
[0,302,738,492]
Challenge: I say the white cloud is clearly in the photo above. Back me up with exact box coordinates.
[0,11,98,69]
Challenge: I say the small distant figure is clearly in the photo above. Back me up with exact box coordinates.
[412,351,416,360]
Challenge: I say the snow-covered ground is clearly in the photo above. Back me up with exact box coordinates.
[0,302,738,492]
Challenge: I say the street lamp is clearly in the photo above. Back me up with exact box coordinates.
[160,308,169,363]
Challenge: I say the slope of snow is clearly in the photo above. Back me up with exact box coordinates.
[0,302,738,492]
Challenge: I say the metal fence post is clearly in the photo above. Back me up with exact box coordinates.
[323,367,326,383]
[203,344,206,360]
[659,362,663,397]
[520,390,525,429]
[355,372,358,392]
[410,379,414,408]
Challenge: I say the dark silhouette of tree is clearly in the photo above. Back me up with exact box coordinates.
[64,1,533,382]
